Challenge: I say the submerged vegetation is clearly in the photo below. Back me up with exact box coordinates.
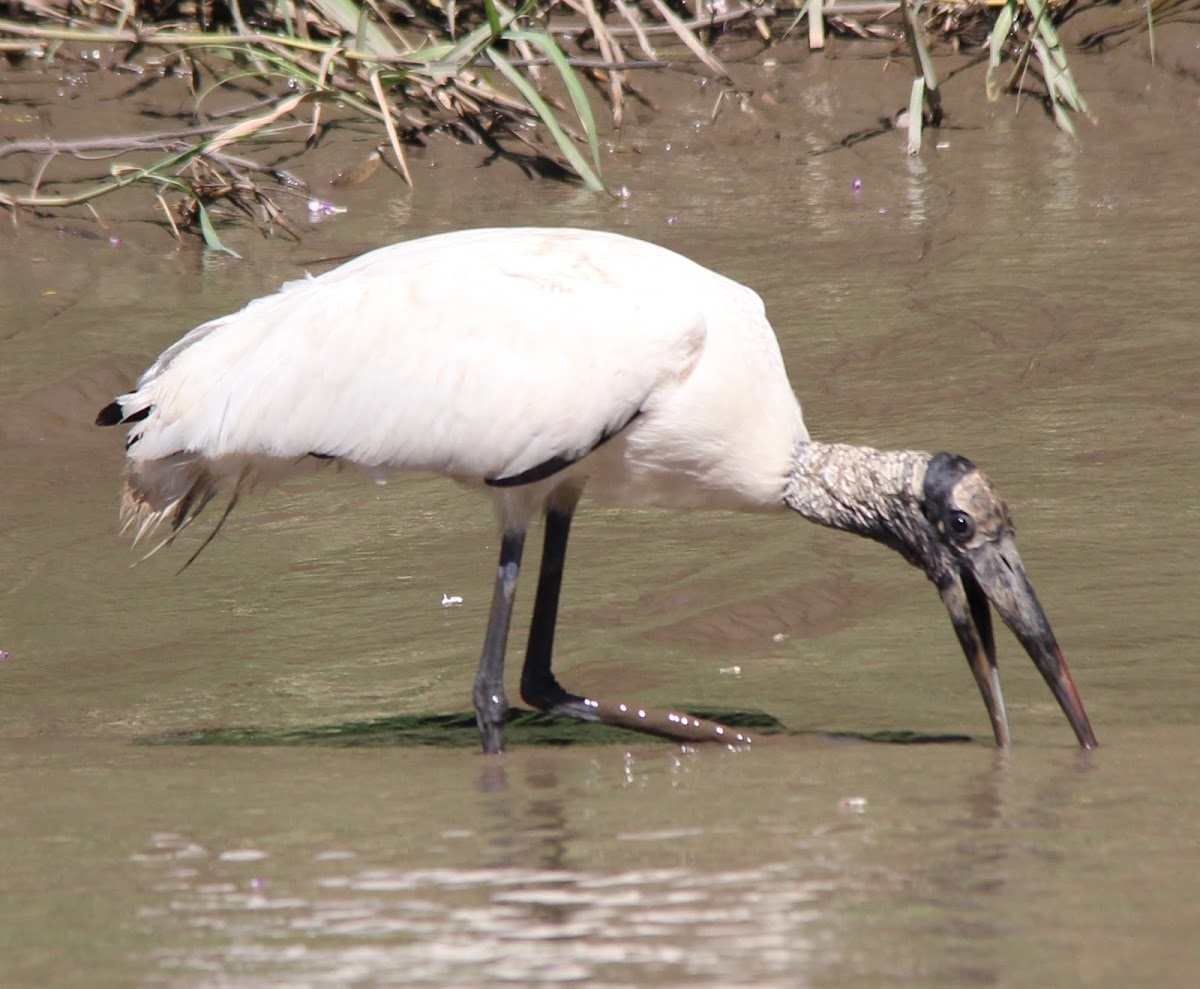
[0,0,1153,247]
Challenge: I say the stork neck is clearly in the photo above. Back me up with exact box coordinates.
[783,442,932,563]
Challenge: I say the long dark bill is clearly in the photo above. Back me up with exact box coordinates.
[941,572,1011,748]
[942,536,1098,750]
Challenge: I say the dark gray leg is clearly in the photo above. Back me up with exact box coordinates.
[520,503,593,718]
[474,530,525,754]
[519,501,757,748]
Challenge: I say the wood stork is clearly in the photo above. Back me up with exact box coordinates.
[96,226,1098,753]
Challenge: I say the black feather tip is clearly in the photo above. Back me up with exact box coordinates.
[96,401,123,427]
[96,402,150,427]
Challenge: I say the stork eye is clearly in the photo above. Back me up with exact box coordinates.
[947,511,974,541]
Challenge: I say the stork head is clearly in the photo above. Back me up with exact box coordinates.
[917,452,1097,749]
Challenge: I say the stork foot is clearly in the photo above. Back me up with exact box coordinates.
[522,675,754,746]
[572,696,756,746]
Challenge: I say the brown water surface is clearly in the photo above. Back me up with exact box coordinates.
[2,36,1200,988]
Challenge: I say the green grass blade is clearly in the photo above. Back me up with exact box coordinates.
[1031,36,1079,139]
[506,28,602,175]
[306,0,398,57]
[487,48,606,192]
[1024,0,1089,115]
[907,77,925,155]
[902,0,940,92]
[484,0,503,39]
[1147,0,1157,67]
[197,203,242,259]
[432,20,497,69]
[986,1,1015,102]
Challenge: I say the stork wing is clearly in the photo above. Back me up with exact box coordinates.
[117,230,713,486]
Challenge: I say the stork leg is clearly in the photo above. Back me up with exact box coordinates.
[474,529,525,754]
[520,501,588,716]
[519,500,757,748]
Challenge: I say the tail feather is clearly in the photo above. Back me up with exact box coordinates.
[99,309,287,565]
[96,400,151,428]
[102,368,338,566]
[118,453,254,566]
[96,401,124,427]
[178,487,243,572]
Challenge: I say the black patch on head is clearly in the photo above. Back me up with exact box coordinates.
[921,452,976,523]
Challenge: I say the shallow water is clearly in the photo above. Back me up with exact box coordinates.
[3,37,1200,988]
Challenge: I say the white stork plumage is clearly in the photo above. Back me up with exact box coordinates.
[97,227,1097,753]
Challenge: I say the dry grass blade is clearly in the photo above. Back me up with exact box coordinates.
[206,91,312,157]
[568,0,626,127]
[309,43,346,142]
[643,0,733,81]
[612,0,657,60]
[809,0,826,50]
[369,70,414,185]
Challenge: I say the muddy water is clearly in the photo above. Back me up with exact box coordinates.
[3,37,1200,988]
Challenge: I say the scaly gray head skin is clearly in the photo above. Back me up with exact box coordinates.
[785,443,1098,749]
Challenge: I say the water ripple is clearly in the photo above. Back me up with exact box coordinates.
[135,834,836,988]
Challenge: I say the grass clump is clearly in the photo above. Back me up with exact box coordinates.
[1,0,628,247]
[0,0,1114,247]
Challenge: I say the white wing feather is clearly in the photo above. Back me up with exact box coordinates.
[116,229,730,531]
